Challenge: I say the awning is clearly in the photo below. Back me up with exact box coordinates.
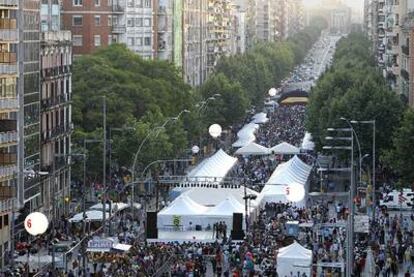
[235,142,270,156]
[270,142,300,155]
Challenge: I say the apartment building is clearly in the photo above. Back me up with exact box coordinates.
[401,16,414,106]
[62,0,113,55]
[40,0,72,220]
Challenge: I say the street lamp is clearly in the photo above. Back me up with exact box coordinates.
[130,109,190,217]
[323,127,354,277]
[350,120,376,219]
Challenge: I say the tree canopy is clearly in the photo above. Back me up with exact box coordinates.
[305,33,404,164]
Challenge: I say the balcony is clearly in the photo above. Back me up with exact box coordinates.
[42,124,73,142]
[0,165,16,178]
[0,119,16,133]
[0,0,18,5]
[0,98,18,110]
[0,131,17,145]
[41,94,71,110]
[0,52,16,64]
[0,186,13,201]
[402,45,409,55]
[112,5,124,13]
[0,153,16,165]
[112,25,126,34]
[0,18,16,29]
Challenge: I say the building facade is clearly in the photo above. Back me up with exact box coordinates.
[40,0,72,221]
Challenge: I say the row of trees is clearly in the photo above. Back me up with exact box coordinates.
[72,18,328,182]
[305,32,414,185]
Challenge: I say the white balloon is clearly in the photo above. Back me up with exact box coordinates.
[191,145,200,154]
[208,124,222,138]
[285,183,305,203]
[268,88,277,97]
[24,212,49,236]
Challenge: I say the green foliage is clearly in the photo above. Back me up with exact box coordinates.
[72,44,194,180]
[382,108,414,185]
[305,32,404,161]
[211,18,327,109]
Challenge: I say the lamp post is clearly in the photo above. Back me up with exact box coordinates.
[323,127,354,277]
[196,94,221,113]
[130,110,190,218]
[350,120,376,219]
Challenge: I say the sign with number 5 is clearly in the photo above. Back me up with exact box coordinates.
[24,212,49,236]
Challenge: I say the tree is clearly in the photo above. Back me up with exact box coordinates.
[199,73,250,127]
[382,108,414,186]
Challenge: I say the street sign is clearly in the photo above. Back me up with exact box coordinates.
[87,238,113,249]
[354,215,369,233]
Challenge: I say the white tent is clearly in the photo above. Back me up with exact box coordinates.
[301,132,315,151]
[256,184,289,206]
[232,123,259,148]
[251,112,269,124]
[232,135,256,148]
[182,186,259,207]
[187,149,237,183]
[89,202,129,212]
[157,195,209,229]
[270,142,300,155]
[235,142,270,156]
[266,155,312,187]
[204,196,246,230]
[68,210,111,222]
[277,241,312,277]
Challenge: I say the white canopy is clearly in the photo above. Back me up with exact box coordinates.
[251,112,269,124]
[257,184,289,206]
[182,186,259,207]
[301,132,315,151]
[277,241,312,277]
[157,195,209,228]
[206,196,245,216]
[68,210,111,222]
[270,142,300,155]
[266,155,312,186]
[232,123,259,148]
[113,243,132,252]
[235,142,270,156]
[89,202,129,212]
[187,149,237,183]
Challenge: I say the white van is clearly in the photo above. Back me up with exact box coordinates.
[380,189,414,210]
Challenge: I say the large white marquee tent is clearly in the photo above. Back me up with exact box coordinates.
[251,112,269,124]
[277,241,313,277]
[270,142,300,155]
[232,123,259,148]
[235,142,270,156]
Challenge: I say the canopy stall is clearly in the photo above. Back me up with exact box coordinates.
[301,132,315,151]
[277,241,312,277]
[258,156,312,207]
[232,123,259,148]
[269,142,300,155]
[235,142,270,156]
[89,202,129,213]
[69,210,111,222]
[203,196,247,230]
[265,155,312,187]
[187,149,238,183]
[157,195,209,229]
[251,112,269,124]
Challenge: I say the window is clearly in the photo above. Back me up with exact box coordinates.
[94,0,100,6]
[135,18,142,27]
[136,0,142,7]
[127,37,134,46]
[127,18,134,27]
[144,18,151,27]
[144,0,151,7]
[73,0,82,6]
[72,35,83,46]
[4,214,8,226]
[108,35,113,45]
[107,15,112,26]
[127,0,133,7]
[136,37,142,46]
[144,37,151,46]
[94,35,101,47]
[95,15,101,26]
[72,15,83,26]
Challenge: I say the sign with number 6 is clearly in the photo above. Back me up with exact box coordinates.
[24,212,49,236]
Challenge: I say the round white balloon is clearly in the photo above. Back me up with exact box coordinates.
[191,145,200,154]
[208,124,222,138]
[285,183,305,203]
[24,212,49,236]
[268,88,277,97]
